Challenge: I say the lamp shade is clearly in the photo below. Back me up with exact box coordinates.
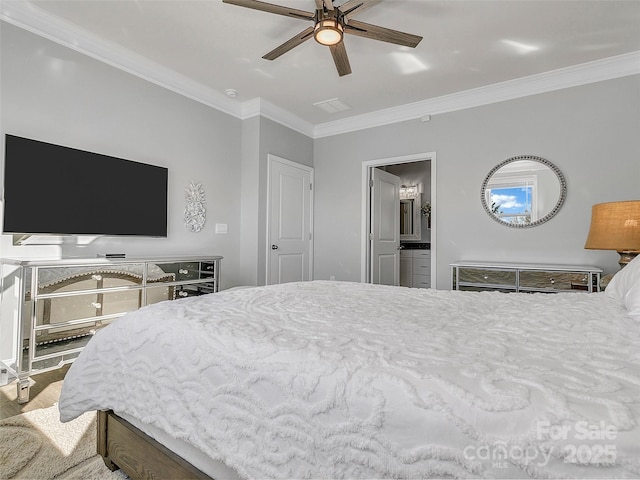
[584,200,640,251]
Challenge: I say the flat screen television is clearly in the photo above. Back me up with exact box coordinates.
[2,134,168,237]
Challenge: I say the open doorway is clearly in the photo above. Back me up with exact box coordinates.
[361,153,436,288]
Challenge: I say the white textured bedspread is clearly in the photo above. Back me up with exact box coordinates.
[59,281,640,479]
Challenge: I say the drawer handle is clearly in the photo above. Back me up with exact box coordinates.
[178,291,189,297]
[91,302,102,309]
[550,278,555,284]
[92,274,102,281]
[179,269,189,275]
[483,275,489,280]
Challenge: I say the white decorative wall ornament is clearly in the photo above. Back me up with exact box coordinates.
[184,180,206,232]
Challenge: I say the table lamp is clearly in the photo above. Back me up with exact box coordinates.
[584,200,640,268]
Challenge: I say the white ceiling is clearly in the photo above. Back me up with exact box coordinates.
[2,0,640,137]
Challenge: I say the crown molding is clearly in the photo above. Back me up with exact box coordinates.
[239,98,315,138]
[313,51,640,138]
[2,1,639,140]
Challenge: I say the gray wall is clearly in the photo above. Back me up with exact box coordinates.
[313,75,640,288]
[239,117,262,286]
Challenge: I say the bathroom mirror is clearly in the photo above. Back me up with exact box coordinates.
[400,193,421,240]
[481,155,566,228]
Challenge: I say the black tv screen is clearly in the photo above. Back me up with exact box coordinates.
[2,135,168,237]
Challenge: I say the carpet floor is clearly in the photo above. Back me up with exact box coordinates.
[0,404,127,479]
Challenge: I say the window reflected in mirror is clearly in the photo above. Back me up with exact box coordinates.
[481,156,566,228]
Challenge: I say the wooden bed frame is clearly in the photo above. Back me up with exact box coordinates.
[97,410,213,479]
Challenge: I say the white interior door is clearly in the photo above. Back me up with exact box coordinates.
[267,155,313,285]
[371,168,400,285]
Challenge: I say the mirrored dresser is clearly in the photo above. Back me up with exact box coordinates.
[0,255,221,402]
[450,261,602,293]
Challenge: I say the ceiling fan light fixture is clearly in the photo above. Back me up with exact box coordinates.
[223,0,423,76]
[314,19,343,46]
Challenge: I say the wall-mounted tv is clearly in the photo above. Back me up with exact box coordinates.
[2,134,168,237]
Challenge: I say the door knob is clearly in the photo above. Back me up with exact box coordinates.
[271,244,279,250]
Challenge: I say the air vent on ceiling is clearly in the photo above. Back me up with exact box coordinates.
[313,98,351,114]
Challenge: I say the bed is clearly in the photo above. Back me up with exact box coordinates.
[58,257,640,479]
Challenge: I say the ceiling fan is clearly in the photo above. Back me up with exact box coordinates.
[222,0,423,76]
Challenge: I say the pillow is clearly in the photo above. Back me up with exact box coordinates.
[605,254,640,316]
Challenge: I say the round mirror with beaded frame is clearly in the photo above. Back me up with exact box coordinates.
[481,155,567,228]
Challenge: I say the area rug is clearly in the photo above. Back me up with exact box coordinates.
[0,405,127,479]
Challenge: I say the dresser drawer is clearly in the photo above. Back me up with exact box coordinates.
[458,285,516,293]
[457,267,517,286]
[35,264,146,295]
[174,283,215,298]
[412,257,431,273]
[519,270,590,291]
[413,274,431,288]
[200,261,216,274]
[35,289,144,326]
[33,326,102,361]
[154,262,213,282]
[412,251,431,260]
[146,285,177,304]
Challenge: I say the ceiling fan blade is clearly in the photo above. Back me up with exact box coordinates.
[323,0,335,10]
[263,26,315,60]
[315,0,335,11]
[329,42,352,76]
[344,19,422,47]
[222,0,314,21]
[338,0,382,20]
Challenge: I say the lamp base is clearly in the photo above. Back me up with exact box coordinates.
[617,251,639,268]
